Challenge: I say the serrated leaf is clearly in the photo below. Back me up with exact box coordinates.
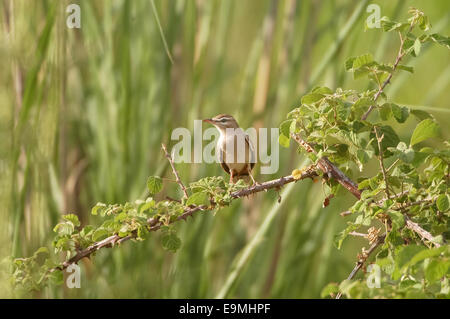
[394,245,426,279]
[320,283,339,298]
[53,222,74,236]
[352,53,373,69]
[407,246,447,269]
[414,38,421,56]
[379,103,392,121]
[161,232,181,252]
[370,125,400,157]
[387,210,405,230]
[33,247,49,258]
[410,110,432,122]
[92,228,109,241]
[278,134,290,148]
[186,191,209,206]
[91,202,107,216]
[334,224,359,249]
[391,104,409,123]
[279,120,292,138]
[397,65,414,73]
[429,33,450,50]
[48,270,64,286]
[312,86,333,95]
[436,194,450,212]
[301,93,324,104]
[410,119,440,146]
[62,214,80,227]
[147,176,163,194]
[426,259,450,282]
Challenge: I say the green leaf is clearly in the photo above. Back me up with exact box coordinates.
[161,232,181,252]
[381,19,407,32]
[147,176,163,194]
[344,57,355,71]
[279,120,292,137]
[91,202,107,216]
[33,247,49,259]
[356,149,370,166]
[53,222,74,236]
[391,104,409,123]
[396,65,414,73]
[351,53,373,69]
[370,125,400,157]
[426,260,450,282]
[48,270,64,286]
[278,134,290,148]
[312,86,333,95]
[391,142,415,163]
[62,214,80,227]
[406,246,447,268]
[186,191,209,206]
[436,194,450,212]
[429,33,450,50]
[394,245,426,279]
[379,103,392,121]
[414,38,421,56]
[118,225,130,237]
[410,109,432,121]
[334,224,359,249]
[301,93,324,104]
[92,228,109,241]
[320,283,339,298]
[387,210,405,230]
[410,119,440,146]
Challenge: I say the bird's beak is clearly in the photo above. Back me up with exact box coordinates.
[203,118,213,124]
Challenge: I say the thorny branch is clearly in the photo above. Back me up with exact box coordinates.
[360,29,410,121]
[50,165,318,273]
[335,235,386,299]
[290,133,443,299]
[291,133,361,199]
[374,126,390,198]
[161,143,189,199]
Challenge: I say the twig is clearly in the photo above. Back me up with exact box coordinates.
[50,169,318,273]
[291,134,443,290]
[360,30,408,121]
[291,133,361,199]
[349,232,368,238]
[374,126,390,198]
[339,192,418,217]
[405,215,441,248]
[161,144,189,199]
[335,235,386,299]
[292,133,438,244]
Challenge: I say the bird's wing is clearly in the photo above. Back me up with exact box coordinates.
[245,134,256,171]
[218,147,230,174]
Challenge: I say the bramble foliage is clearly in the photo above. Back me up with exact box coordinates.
[280,8,450,298]
[9,8,450,298]
[9,176,248,293]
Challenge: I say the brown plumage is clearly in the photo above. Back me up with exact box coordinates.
[203,114,257,184]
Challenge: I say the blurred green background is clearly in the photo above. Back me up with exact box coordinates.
[0,0,449,298]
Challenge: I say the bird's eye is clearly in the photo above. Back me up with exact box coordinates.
[220,118,227,123]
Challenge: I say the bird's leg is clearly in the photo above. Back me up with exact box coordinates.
[247,167,260,186]
[229,170,234,184]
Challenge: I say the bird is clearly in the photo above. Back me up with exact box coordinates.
[203,114,257,184]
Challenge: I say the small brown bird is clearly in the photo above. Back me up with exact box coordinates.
[203,114,257,184]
